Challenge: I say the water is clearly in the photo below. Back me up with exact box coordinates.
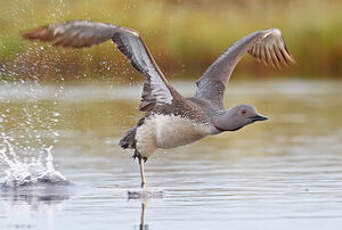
[1,79,342,229]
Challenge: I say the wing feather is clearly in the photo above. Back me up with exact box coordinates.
[195,28,295,108]
[23,20,178,111]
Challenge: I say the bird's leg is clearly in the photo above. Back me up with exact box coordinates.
[139,156,147,189]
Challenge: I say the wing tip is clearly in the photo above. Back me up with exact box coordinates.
[22,25,53,42]
[263,28,296,68]
[284,45,296,64]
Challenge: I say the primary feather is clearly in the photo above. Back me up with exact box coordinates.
[23,20,175,112]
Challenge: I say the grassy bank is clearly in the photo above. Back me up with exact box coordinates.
[0,0,341,81]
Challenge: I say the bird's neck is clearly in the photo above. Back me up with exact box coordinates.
[213,109,242,132]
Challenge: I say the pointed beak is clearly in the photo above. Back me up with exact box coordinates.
[249,114,268,122]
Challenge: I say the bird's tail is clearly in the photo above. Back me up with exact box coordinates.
[119,126,137,150]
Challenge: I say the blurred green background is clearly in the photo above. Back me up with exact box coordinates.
[0,0,341,81]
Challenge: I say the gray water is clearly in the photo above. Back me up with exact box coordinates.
[1,79,342,229]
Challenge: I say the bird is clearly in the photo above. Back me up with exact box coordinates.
[22,20,295,189]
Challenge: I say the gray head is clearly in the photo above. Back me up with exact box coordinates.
[214,104,268,132]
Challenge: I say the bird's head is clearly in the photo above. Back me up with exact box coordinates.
[214,104,268,132]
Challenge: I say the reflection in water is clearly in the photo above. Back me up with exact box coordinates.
[129,190,163,230]
[139,202,148,230]
[1,184,71,206]
[0,184,71,229]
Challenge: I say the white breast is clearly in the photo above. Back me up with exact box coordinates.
[135,114,216,158]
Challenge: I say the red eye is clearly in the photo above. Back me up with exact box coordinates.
[241,110,247,115]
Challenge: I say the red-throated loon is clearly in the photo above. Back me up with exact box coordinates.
[23,21,295,189]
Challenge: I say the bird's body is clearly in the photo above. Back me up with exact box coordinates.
[23,20,295,188]
[134,113,215,156]
[121,97,220,158]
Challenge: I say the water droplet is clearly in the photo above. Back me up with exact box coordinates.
[53,112,61,117]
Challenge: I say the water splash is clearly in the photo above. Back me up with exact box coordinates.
[0,137,67,188]
[1,54,67,188]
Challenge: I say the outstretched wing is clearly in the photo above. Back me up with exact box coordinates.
[22,20,177,111]
[195,28,295,108]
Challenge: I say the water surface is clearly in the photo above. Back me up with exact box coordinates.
[1,79,342,229]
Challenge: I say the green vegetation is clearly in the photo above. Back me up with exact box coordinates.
[0,0,341,81]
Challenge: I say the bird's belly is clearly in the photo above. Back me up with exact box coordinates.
[155,115,212,148]
[135,114,214,157]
